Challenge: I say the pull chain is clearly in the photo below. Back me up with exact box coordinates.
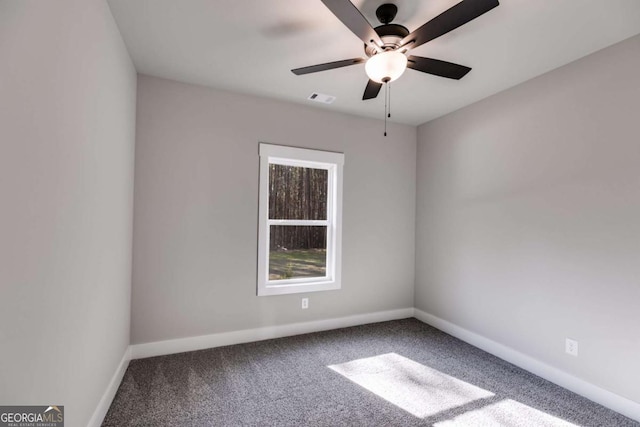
[382,78,392,137]
[384,82,388,137]
[388,83,391,118]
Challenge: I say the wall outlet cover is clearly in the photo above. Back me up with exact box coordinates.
[566,338,578,356]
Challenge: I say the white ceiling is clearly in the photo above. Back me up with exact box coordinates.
[107,0,640,126]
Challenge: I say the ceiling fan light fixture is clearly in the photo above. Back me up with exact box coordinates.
[365,50,408,83]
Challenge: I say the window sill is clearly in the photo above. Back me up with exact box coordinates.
[258,279,341,296]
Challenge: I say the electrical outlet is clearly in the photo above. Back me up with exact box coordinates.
[301,298,309,309]
[566,338,578,356]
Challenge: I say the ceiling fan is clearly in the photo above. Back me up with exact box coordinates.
[292,0,500,101]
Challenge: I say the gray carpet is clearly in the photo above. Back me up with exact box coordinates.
[103,318,637,426]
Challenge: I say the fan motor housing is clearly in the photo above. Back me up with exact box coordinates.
[364,24,410,57]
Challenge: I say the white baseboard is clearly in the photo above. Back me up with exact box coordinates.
[91,308,639,424]
[87,346,131,427]
[130,307,414,360]
[413,308,640,422]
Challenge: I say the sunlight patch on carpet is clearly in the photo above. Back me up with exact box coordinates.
[434,399,579,426]
[328,353,494,418]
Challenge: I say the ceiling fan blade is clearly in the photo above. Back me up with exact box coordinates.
[321,0,384,51]
[363,79,382,100]
[400,0,499,50]
[407,56,471,80]
[291,58,365,75]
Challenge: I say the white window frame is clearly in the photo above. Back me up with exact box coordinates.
[257,143,344,296]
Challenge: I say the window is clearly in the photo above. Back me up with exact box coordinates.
[258,143,344,296]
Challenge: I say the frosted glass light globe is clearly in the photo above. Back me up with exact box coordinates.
[365,51,408,83]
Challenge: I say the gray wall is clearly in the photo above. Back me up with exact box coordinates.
[415,34,640,404]
[131,75,416,344]
[0,1,136,425]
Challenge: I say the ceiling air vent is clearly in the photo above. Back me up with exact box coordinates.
[308,92,336,104]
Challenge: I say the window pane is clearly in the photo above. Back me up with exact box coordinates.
[269,226,327,280]
[269,164,328,220]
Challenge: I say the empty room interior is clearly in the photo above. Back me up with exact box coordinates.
[2,0,640,426]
